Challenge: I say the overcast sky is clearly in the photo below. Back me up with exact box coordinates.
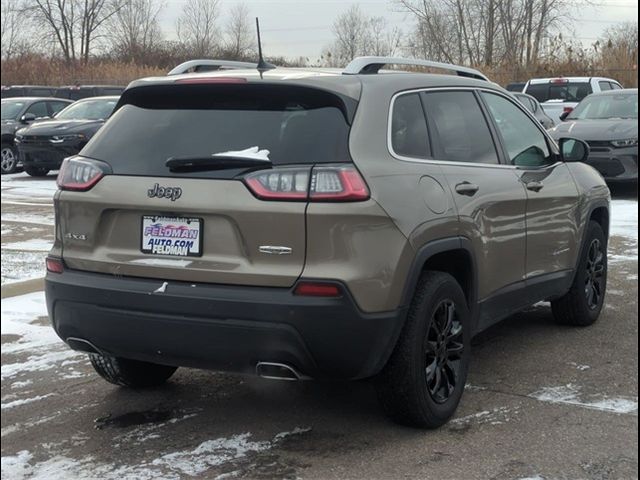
[159,0,639,60]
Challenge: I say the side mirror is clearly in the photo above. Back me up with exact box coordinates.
[559,110,571,121]
[20,113,37,124]
[559,138,589,163]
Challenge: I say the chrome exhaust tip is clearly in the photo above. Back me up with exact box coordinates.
[256,362,308,381]
[66,337,103,354]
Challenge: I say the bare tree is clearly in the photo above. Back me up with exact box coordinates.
[1,0,23,59]
[324,5,403,66]
[108,0,164,62]
[224,2,255,60]
[397,0,578,67]
[27,0,122,63]
[176,0,221,57]
[366,16,402,57]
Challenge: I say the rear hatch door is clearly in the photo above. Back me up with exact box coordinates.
[56,81,357,287]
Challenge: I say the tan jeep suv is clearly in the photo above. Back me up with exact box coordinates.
[45,57,610,428]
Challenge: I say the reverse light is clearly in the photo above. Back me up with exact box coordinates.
[243,164,369,202]
[57,156,111,191]
[46,257,64,273]
[293,282,342,297]
[611,138,638,148]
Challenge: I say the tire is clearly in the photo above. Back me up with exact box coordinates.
[89,353,177,387]
[375,271,471,428]
[551,221,607,326]
[1,145,18,174]
[24,166,50,177]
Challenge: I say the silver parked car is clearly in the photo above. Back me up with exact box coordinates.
[513,92,555,129]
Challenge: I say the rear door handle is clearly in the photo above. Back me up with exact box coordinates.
[525,181,544,192]
[455,182,479,196]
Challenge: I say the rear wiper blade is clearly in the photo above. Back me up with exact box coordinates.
[166,155,272,173]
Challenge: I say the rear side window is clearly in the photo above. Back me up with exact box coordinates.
[83,84,354,178]
[421,91,499,164]
[610,82,622,90]
[599,81,612,91]
[391,93,430,158]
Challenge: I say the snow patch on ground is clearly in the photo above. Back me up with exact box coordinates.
[610,200,638,240]
[1,427,312,480]
[530,384,638,415]
[450,406,518,426]
[1,292,83,380]
[2,238,53,252]
[1,393,57,410]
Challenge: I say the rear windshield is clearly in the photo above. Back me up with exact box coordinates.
[526,82,593,103]
[82,84,354,178]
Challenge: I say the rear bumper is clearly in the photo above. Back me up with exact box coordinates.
[45,269,406,380]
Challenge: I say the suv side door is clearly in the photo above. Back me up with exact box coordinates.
[479,91,581,297]
[419,89,529,328]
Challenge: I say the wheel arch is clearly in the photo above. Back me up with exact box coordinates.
[400,237,479,332]
[1,133,16,146]
[569,200,610,285]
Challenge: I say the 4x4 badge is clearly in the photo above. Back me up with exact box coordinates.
[148,183,182,201]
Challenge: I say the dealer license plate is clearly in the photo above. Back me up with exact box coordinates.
[141,216,202,257]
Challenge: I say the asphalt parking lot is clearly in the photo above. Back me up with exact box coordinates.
[1,173,638,480]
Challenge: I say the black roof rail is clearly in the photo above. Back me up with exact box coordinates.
[343,56,489,81]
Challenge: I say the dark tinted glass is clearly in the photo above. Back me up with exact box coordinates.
[49,101,70,115]
[525,83,548,102]
[25,102,49,118]
[548,82,592,102]
[599,81,612,91]
[482,92,552,167]
[391,93,430,158]
[421,91,498,164]
[83,85,352,178]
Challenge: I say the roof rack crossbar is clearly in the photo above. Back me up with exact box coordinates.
[343,56,489,81]
[168,59,258,76]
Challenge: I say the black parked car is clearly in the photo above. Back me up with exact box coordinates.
[550,89,638,183]
[505,82,526,92]
[1,85,58,98]
[15,96,119,176]
[1,97,73,174]
[54,85,124,101]
[513,92,556,130]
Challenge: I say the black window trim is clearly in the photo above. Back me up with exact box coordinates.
[387,86,561,170]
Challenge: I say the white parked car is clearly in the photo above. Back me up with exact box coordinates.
[522,76,623,123]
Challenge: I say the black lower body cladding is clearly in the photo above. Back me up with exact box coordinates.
[45,269,407,380]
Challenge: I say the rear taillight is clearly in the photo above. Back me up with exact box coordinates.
[46,257,64,273]
[563,106,574,114]
[57,157,111,191]
[243,164,369,202]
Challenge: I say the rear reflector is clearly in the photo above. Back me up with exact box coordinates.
[46,257,64,273]
[243,164,369,202]
[57,157,111,191]
[293,282,342,297]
